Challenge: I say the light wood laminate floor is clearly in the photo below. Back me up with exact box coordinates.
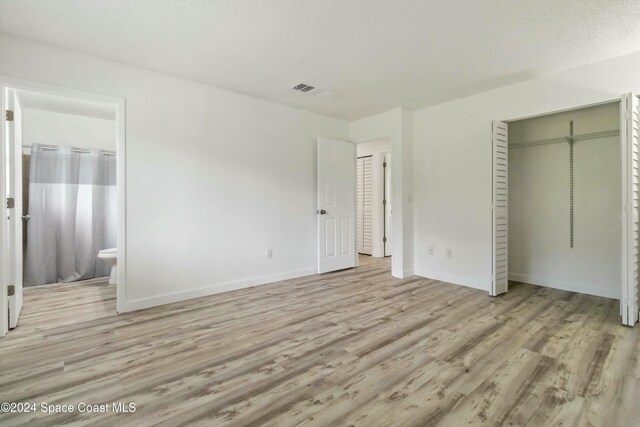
[1,257,639,426]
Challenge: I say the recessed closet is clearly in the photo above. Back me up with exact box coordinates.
[507,102,621,298]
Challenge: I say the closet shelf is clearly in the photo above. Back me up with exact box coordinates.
[509,128,620,149]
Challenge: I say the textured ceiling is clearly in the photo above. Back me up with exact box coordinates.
[2,0,640,120]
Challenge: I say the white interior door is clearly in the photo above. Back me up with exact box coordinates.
[491,121,509,296]
[0,86,7,336]
[5,88,23,329]
[621,93,639,326]
[318,137,356,273]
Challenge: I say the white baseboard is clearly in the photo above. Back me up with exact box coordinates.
[120,267,317,313]
[508,273,620,299]
[414,268,490,291]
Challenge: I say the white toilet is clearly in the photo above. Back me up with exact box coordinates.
[97,248,118,284]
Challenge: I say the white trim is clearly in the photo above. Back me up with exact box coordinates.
[122,268,317,312]
[0,75,127,319]
[414,269,490,291]
[509,273,620,300]
[115,98,127,313]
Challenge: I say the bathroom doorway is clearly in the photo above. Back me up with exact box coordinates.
[1,79,126,335]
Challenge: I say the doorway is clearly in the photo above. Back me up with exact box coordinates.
[491,94,639,326]
[1,79,126,336]
[356,138,392,261]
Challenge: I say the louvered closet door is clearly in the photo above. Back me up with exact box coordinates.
[491,121,508,296]
[622,93,639,326]
[357,156,373,255]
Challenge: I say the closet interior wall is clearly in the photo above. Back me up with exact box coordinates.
[508,102,621,298]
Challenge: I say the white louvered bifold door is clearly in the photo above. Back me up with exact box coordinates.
[491,121,508,296]
[621,93,639,326]
[357,156,373,255]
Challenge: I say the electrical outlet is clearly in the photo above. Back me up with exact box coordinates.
[427,246,434,255]
[266,248,273,259]
[446,248,453,258]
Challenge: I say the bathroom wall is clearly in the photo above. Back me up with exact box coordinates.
[508,103,621,298]
[22,108,116,151]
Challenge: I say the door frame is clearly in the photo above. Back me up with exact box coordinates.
[0,75,127,336]
[492,96,638,326]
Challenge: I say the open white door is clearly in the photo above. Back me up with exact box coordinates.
[317,137,356,273]
[4,87,23,329]
[621,93,639,326]
[0,86,7,336]
[491,121,508,296]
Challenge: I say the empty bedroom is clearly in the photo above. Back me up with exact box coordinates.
[1,1,639,426]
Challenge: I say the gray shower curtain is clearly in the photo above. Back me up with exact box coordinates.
[24,144,117,286]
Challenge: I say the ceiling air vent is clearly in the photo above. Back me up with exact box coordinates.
[292,83,315,93]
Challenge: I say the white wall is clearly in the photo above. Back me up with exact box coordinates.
[357,139,391,258]
[0,35,349,311]
[22,108,116,151]
[350,108,413,277]
[508,103,620,298]
[414,51,640,292]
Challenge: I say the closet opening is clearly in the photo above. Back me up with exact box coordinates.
[356,138,392,269]
[1,82,125,336]
[491,95,640,326]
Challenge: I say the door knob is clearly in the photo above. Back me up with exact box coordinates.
[22,214,30,221]
[318,209,327,215]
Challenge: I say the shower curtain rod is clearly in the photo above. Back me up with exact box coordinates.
[21,143,115,155]
[509,128,620,149]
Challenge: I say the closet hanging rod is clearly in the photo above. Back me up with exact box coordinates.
[21,143,115,155]
[509,128,620,149]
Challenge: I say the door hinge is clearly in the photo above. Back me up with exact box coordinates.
[383,237,387,243]
[383,199,387,205]
[383,162,387,168]
[7,285,15,296]
[5,110,14,122]
[6,197,15,209]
